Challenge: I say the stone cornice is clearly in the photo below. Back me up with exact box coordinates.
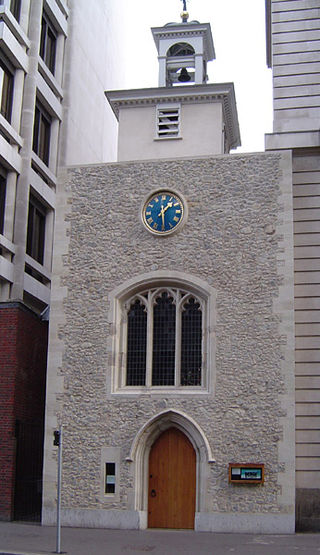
[105,84,241,149]
[151,22,215,60]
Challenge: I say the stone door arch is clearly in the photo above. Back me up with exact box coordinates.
[126,409,215,528]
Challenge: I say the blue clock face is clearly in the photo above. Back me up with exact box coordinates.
[143,191,184,235]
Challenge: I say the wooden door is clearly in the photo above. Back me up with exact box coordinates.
[148,427,196,529]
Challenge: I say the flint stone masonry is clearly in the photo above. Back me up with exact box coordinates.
[43,152,295,532]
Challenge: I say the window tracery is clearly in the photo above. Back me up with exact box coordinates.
[125,287,203,388]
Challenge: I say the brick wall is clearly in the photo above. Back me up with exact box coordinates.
[0,303,48,521]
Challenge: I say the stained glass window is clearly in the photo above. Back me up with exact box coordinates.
[126,299,147,385]
[152,292,175,385]
[181,298,202,385]
[124,287,203,388]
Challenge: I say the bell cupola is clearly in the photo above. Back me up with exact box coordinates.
[151,2,215,87]
[105,2,240,160]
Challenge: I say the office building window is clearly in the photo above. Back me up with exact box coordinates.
[0,170,6,235]
[0,58,14,123]
[10,0,21,22]
[26,195,46,264]
[40,13,57,74]
[32,102,51,166]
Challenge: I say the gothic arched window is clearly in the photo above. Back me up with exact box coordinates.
[125,287,203,388]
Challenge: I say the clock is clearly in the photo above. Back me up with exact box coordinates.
[142,190,185,235]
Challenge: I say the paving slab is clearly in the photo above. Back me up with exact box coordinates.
[0,522,319,555]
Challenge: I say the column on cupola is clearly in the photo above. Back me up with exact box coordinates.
[158,55,167,87]
[194,52,204,83]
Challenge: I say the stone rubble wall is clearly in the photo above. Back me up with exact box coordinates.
[43,152,295,524]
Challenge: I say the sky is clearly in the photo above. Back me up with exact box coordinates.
[122,0,273,153]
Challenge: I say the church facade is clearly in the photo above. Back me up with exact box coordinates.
[42,9,296,533]
[43,154,295,533]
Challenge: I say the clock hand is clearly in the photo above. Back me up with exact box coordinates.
[163,201,173,213]
[158,202,173,218]
[159,205,165,230]
[157,201,173,230]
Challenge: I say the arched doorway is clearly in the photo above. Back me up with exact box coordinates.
[148,427,196,529]
[127,408,215,529]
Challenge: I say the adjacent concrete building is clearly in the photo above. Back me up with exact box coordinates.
[0,0,124,521]
[265,0,320,530]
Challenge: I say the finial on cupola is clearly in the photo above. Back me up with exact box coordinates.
[180,0,189,23]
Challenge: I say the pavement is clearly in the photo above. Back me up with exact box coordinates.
[0,522,319,555]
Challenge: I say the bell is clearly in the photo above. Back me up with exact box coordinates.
[178,67,191,82]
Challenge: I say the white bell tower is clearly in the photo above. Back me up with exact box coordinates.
[105,3,240,160]
[151,6,215,87]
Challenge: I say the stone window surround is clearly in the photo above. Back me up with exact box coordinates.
[100,447,120,503]
[107,270,216,396]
